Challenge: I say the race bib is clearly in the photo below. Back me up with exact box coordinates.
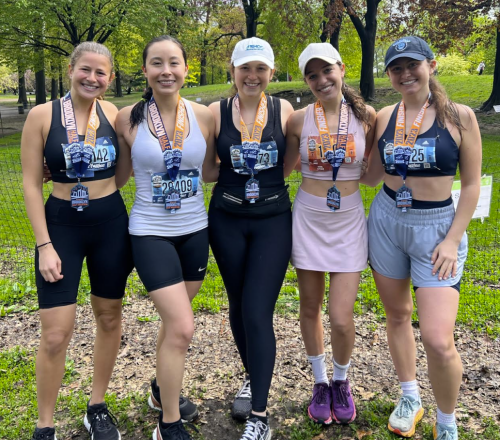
[62,136,116,178]
[384,138,436,171]
[230,140,278,175]
[151,169,199,203]
[307,134,356,172]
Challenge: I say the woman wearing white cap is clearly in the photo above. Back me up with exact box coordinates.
[204,37,294,440]
[284,43,375,426]
[363,36,481,440]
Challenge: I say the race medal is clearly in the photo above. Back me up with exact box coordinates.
[148,95,187,211]
[245,177,260,203]
[327,186,341,211]
[315,98,349,211]
[164,188,181,213]
[396,185,412,212]
[62,92,98,210]
[70,182,89,211]
[234,92,267,179]
[393,96,430,212]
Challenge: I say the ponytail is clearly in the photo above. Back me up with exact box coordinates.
[129,87,153,131]
[341,82,372,129]
[428,75,464,135]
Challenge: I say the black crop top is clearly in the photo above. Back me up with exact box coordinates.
[45,99,119,183]
[216,95,286,196]
[378,103,459,177]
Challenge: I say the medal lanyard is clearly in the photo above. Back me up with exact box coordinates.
[148,95,186,182]
[393,97,430,181]
[62,92,98,178]
[315,98,349,183]
[234,92,267,175]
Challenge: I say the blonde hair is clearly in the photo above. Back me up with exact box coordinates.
[70,42,114,71]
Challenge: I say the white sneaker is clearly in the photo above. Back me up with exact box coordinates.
[239,418,271,440]
[388,395,424,437]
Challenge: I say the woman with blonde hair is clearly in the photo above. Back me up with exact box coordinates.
[22,42,133,440]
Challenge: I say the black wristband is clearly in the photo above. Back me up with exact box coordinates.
[37,241,52,249]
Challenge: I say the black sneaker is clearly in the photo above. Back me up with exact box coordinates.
[232,374,252,422]
[152,415,194,440]
[148,378,199,423]
[83,401,121,440]
[239,417,271,440]
[32,427,57,440]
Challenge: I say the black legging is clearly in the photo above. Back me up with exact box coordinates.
[208,205,292,412]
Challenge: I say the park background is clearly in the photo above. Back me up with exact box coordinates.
[0,1,499,439]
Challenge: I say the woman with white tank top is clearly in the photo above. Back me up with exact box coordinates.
[116,35,216,440]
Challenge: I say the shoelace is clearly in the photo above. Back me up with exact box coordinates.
[313,384,329,405]
[89,408,118,434]
[241,419,267,440]
[334,382,351,408]
[394,396,414,418]
[236,379,252,399]
[435,427,455,440]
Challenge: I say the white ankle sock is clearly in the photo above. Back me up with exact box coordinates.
[332,358,350,381]
[436,408,456,426]
[307,353,328,384]
[400,380,420,399]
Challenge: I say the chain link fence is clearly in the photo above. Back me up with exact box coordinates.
[1,145,498,326]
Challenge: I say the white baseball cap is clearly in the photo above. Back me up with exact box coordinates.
[299,43,342,76]
[231,37,275,69]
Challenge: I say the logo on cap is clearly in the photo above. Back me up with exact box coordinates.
[393,38,411,52]
[246,45,264,51]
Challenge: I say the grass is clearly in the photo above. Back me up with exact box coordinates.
[1,346,498,439]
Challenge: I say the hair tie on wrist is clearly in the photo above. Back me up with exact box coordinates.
[37,241,52,249]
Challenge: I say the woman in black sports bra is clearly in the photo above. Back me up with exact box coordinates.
[362,36,481,440]
[21,42,133,440]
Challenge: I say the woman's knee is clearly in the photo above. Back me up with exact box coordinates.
[40,328,72,356]
[164,320,194,351]
[384,301,414,326]
[330,315,354,337]
[94,308,122,333]
[422,333,459,364]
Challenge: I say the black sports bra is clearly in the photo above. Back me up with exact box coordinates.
[378,104,459,177]
[44,99,119,183]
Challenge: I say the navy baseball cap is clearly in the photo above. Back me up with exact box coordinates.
[385,36,434,70]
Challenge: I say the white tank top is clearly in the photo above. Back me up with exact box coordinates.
[129,98,208,236]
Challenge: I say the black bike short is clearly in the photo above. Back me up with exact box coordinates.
[36,191,134,309]
[130,227,209,293]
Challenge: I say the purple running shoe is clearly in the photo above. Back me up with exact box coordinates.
[331,379,356,424]
[307,382,333,425]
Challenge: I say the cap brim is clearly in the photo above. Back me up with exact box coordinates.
[233,55,274,69]
[301,55,341,76]
[385,53,427,70]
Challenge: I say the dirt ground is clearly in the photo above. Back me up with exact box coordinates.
[0,297,499,439]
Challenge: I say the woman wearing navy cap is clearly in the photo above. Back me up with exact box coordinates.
[363,36,481,440]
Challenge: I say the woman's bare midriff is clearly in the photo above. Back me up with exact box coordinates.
[51,176,117,201]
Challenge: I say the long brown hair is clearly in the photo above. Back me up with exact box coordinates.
[428,73,464,134]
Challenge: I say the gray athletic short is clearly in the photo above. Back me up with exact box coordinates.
[367,187,468,289]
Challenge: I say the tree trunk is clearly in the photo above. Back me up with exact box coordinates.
[51,78,58,100]
[59,66,64,98]
[17,65,27,106]
[243,0,259,37]
[34,45,46,105]
[480,23,500,111]
[115,67,123,97]
[200,45,208,86]
[330,14,342,50]
[359,36,376,101]
[344,0,380,101]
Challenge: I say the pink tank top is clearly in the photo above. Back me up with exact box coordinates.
[299,103,366,181]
